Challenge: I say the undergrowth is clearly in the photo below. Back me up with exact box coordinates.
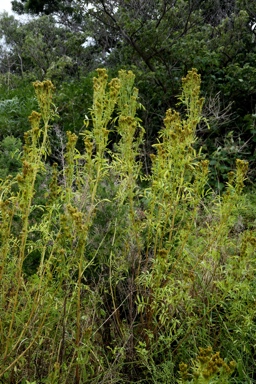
[0,68,255,383]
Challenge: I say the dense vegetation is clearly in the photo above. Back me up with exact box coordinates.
[1,0,256,186]
[0,1,256,383]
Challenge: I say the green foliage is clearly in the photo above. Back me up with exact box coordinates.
[85,0,256,184]
[0,68,255,384]
[2,1,256,185]
[0,13,88,80]
[0,135,22,179]
[0,75,37,139]
[12,0,76,16]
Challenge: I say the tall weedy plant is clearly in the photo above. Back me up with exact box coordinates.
[135,70,251,383]
[0,68,144,383]
[0,80,58,380]
[0,68,254,383]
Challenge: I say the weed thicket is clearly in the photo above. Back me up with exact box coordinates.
[0,69,255,383]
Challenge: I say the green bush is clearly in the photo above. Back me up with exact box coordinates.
[0,75,37,140]
[0,135,22,179]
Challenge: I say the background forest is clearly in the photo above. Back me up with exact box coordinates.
[0,0,256,383]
